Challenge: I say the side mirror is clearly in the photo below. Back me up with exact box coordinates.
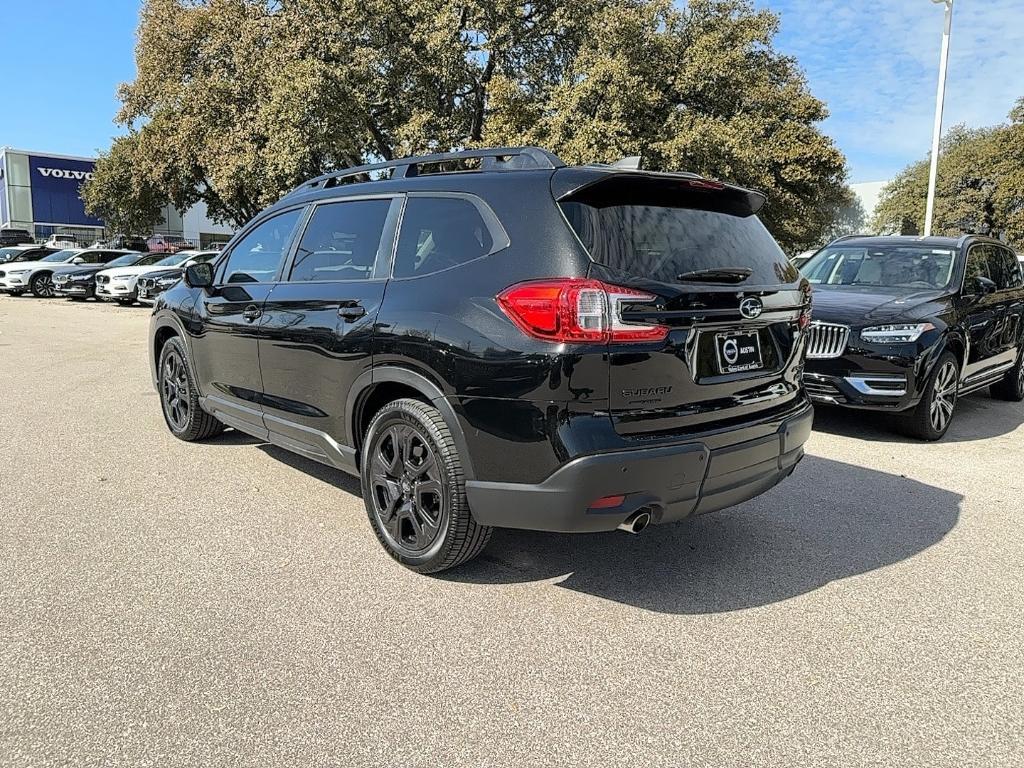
[71,256,85,264]
[970,275,996,297]
[184,261,215,290]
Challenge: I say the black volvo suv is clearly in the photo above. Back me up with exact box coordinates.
[149,147,813,573]
[802,235,1024,439]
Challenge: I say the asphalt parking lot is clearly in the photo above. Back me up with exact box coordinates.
[1,297,1022,767]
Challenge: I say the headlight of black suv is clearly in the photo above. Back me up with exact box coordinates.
[859,323,935,344]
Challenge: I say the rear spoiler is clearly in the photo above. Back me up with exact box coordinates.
[552,167,767,216]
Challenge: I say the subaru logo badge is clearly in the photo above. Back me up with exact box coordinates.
[739,297,763,319]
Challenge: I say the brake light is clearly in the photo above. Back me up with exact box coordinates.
[798,284,813,329]
[497,278,668,343]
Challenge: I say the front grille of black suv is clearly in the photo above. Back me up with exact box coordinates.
[806,322,850,359]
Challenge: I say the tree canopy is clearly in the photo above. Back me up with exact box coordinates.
[873,99,1024,248]
[86,0,851,251]
[80,135,168,236]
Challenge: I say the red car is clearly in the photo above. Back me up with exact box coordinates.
[146,234,189,254]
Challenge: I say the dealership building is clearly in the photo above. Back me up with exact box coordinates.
[0,147,234,246]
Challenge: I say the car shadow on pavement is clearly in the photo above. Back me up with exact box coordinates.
[812,395,1024,443]
[444,455,962,614]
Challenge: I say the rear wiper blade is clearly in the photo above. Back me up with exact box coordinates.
[676,267,753,284]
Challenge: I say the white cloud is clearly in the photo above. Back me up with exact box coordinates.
[759,0,1024,182]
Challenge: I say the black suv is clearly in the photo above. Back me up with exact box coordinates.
[149,147,813,573]
[801,235,1024,439]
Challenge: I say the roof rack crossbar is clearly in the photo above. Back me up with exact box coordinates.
[286,146,564,197]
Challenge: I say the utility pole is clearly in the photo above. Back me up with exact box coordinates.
[924,0,954,237]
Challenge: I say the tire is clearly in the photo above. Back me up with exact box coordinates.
[157,336,224,441]
[30,272,56,298]
[899,351,960,441]
[990,348,1024,402]
[361,398,491,574]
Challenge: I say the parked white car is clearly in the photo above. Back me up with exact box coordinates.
[95,250,214,304]
[0,249,86,297]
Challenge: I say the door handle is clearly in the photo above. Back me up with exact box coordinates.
[338,302,367,322]
[242,304,262,322]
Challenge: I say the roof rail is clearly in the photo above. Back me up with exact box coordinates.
[286,146,565,197]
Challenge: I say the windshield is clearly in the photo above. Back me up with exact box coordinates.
[154,253,190,267]
[560,201,797,286]
[135,253,169,266]
[42,249,79,262]
[107,253,144,268]
[802,245,958,290]
[0,247,22,263]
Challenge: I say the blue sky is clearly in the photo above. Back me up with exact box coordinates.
[3,1,1022,183]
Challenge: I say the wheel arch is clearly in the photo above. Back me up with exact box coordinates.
[939,329,969,380]
[348,367,476,480]
[149,312,200,393]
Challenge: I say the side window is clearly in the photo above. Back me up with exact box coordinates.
[289,199,392,282]
[964,246,990,286]
[983,245,1012,290]
[996,247,1023,290]
[219,208,303,284]
[100,252,121,263]
[78,251,103,264]
[393,196,495,278]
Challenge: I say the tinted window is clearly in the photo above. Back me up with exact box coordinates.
[990,246,1023,290]
[290,199,391,282]
[964,246,990,289]
[220,209,303,284]
[393,197,494,278]
[561,201,796,285]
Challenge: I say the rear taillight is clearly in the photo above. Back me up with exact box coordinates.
[497,278,668,343]
[798,284,813,329]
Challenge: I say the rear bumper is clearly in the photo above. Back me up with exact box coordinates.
[465,402,813,532]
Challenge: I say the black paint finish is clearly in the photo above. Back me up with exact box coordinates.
[150,157,813,532]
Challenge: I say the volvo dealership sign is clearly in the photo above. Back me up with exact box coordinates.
[37,167,95,181]
[28,154,102,227]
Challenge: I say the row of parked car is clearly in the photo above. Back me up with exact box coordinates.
[0,244,218,304]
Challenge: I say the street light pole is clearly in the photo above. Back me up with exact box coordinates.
[924,0,954,237]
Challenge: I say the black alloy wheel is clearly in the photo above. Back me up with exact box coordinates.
[160,347,192,433]
[157,336,224,441]
[30,273,55,298]
[361,399,491,573]
[369,422,446,555]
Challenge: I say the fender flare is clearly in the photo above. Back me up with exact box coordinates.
[150,310,202,393]
[347,367,476,480]
[935,329,969,380]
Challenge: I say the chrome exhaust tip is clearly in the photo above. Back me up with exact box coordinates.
[617,510,651,534]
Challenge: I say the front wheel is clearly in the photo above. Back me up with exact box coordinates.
[30,273,55,298]
[361,398,491,574]
[990,349,1024,402]
[899,352,959,441]
[158,336,224,441]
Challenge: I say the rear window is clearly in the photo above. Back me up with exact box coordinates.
[560,201,796,286]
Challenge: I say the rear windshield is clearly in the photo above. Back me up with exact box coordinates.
[560,201,796,286]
